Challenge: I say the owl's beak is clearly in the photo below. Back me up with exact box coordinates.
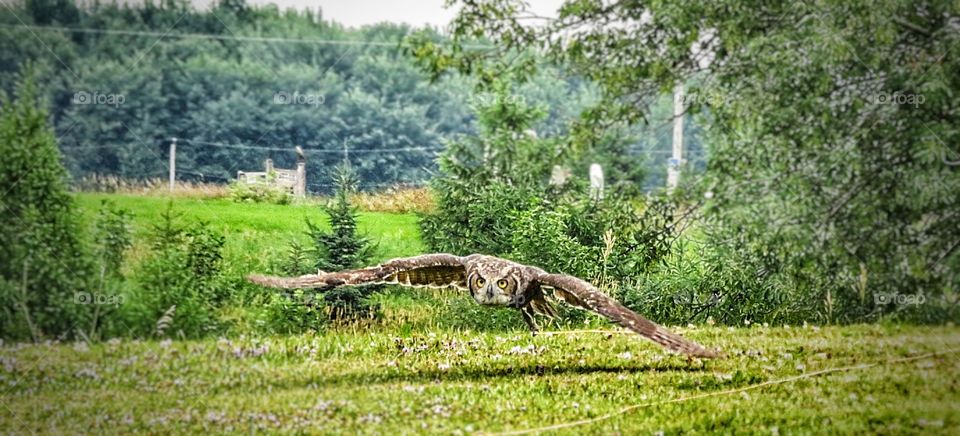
[484,285,495,300]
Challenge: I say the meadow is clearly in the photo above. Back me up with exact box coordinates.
[1,324,957,434]
[1,193,957,434]
[74,193,428,264]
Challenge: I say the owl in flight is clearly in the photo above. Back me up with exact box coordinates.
[248,254,719,358]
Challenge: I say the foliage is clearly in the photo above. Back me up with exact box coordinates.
[266,164,380,330]
[123,203,225,338]
[0,70,93,340]
[85,200,134,340]
[415,0,960,324]
[419,81,557,255]
[228,177,292,205]
[90,200,133,276]
[309,165,375,272]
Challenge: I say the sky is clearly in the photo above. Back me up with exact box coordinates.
[186,0,565,29]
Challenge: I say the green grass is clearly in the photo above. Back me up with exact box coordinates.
[75,193,426,264]
[1,325,958,434]
[40,193,956,433]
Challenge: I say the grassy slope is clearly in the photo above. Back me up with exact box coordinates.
[74,193,426,264]
[1,325,958,434]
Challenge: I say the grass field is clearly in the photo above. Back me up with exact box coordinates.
[1,325,958,434]
[75,193,427,264]
[3,193,955,433]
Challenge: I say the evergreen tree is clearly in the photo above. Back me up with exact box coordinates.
[0,70,92,340]
[307,164,377,320]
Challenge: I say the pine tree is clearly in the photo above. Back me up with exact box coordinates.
[308,164,372,271]
[0,69,92,340]
[306,163,377,320]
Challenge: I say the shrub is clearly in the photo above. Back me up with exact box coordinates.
[85,200,133,339]
[309,165,375,272]
[266,164,379,332]
[228,176,291,204]
[309,164,379,321]
[419,82,555,256]
[122,204,225,338]
[0,70,93,341]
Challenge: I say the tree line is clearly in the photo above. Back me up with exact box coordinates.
[1,0,701,192]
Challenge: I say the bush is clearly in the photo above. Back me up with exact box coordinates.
[266,164,379,332]
[121,204,225,338]
[85,200,134,339]
[228,176,291,204]
[419,82,556,256]
[310,164,379,321]
[0,70,94,341]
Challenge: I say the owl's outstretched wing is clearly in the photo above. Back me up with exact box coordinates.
[247,254,467,290]
[536,273,721,358]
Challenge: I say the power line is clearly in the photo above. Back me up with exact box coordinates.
[0,23,491,49]
[59,139,444,154]
[184,139,442,153]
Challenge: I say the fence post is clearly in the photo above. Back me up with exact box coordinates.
[667,85,684,191]
[295,146,306,198]
[168,137,177,192]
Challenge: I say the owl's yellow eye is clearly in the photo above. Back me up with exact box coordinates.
[497,279,508,289]
[475,277,485,288]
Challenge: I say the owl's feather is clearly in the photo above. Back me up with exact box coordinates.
[247,253,466,290]
[248,253,720,359]
[537,273,720,358]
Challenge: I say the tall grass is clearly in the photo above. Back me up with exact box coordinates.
[73,176,435,213]
[348,187,435,213]
[72,174,229,199]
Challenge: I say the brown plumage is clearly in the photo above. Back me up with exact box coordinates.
[248,253,720,358]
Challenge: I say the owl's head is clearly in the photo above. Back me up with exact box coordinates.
[466,256,527,307]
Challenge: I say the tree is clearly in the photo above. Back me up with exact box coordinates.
[414,0,960,322]
[307,164,377,319]
[419,80,557,255]
[0,70,92,340]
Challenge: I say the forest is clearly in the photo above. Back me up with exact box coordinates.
[0,0,702,191]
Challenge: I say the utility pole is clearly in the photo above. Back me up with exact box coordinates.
[342,139,348,165]
[667,85,684,191]
[168,137,177,192]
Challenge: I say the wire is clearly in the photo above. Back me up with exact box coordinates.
[184,139,442,153]
[59,139,443,154]
[493,346,960,435]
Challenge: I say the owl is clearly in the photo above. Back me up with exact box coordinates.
[248,253,719,358]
